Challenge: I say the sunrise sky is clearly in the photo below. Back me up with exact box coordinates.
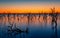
[0,0,60,13]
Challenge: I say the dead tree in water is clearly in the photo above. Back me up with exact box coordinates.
[7,15,29,38]
[51,7,58,38]
[51,7,55,13]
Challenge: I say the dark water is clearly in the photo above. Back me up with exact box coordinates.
[0,14,60,38]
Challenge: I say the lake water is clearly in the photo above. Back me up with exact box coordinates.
[0,14,60,38]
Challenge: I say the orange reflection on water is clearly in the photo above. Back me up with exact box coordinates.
[57,16,60,24]
[47,16,52,25]
[2,16,8,25]
[18,16,28,25]
[39,16,44,24]
[30,16,39,25]
[0,15,60,27]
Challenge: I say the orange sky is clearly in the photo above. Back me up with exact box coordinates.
[0,2,60,13]
[0,8,60,13]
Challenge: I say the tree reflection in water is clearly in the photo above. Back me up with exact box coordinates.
[0,13,60,38]
[7,14,29,38]
[51,13,58,38]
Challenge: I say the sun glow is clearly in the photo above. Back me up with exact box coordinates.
[0,2,60,13]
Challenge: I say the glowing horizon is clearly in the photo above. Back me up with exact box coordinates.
[0,1,60,13]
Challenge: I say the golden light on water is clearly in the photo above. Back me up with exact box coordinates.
[0,15,58,25]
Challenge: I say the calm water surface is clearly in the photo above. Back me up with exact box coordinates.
[0,14,60,38]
